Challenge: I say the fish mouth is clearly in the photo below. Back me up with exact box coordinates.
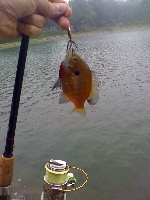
[63,49,75,69]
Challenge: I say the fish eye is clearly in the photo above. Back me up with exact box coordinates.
[73,57,77,62]
[74,70,80,75]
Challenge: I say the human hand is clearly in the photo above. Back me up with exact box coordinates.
[0,0,72,39]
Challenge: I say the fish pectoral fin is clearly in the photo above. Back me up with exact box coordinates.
[87,71,99,105]
[59,92,70,104]
[52,78,61,90]
[87,93,99,105]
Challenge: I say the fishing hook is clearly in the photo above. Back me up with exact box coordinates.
[67,26,78,51]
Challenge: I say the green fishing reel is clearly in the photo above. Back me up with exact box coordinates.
[41,159,88,200]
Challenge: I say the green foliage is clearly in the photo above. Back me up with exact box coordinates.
[138,0,150,23]
[69,0,150,31]
[69,0,93,31]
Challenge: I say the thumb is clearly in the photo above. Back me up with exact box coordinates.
[36,0,67,18]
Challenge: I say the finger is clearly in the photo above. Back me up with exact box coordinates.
[36,0,67,18]
[48,0,72,18]
[62,1,72,18]
[20,14,48,28]
[18,22,42,38]
[0,12,21,39]
[7,0,36,18]
[52,16,70,30]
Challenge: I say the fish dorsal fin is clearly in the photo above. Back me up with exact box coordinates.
[87,71,99,105]
[59,92,70,104]
[52,78,61,90]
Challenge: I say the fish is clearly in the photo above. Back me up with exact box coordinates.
[52,49,99,114]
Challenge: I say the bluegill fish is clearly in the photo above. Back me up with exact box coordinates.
[53,49,99,114]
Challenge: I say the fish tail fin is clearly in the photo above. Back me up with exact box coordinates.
[72,108,86,116]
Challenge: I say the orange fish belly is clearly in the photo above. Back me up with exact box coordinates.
[60,61,92,110]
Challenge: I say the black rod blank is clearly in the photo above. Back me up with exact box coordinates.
[3,35,29,158]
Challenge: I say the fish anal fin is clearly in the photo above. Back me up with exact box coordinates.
[87,71,99,105]
[52,78,61,90]
[59,92,70,104]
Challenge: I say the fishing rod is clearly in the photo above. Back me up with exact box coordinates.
[0,34,29,199]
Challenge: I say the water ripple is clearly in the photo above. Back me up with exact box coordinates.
[0,29,150,200]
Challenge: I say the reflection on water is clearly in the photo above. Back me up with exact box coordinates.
[0,29,150,200]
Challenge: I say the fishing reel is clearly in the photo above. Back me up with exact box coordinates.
[0,159,88,200]
[41,159,88,200]
[0,185,12,200]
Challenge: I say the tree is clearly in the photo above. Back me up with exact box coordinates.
[68,0,150,32]
[69,0,96,31]
[139,0,150,23]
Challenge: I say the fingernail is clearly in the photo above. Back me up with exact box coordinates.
[57,3,66,13]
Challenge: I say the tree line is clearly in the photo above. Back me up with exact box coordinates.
[66,0,150,32]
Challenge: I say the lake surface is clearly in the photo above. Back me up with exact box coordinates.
[0,29,150,200]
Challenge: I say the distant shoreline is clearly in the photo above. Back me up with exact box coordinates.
[0,35,67,50]
[0,25,150,50]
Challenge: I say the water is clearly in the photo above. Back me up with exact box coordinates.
[0,29,150,200]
